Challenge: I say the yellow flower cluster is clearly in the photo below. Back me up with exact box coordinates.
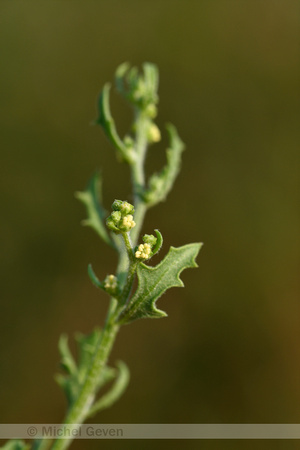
[104,274,117,290]
[148,124,161,143]
[135,243,151,259]
[122,214,136,230]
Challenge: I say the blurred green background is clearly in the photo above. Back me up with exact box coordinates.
[0,1,299,449]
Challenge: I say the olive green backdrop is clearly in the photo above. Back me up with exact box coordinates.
[0,1,299,450]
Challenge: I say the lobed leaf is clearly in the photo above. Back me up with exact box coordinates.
[56,328,116,406]
[144,124,185,206]
[75,171,113,247]
[119,243,202,324]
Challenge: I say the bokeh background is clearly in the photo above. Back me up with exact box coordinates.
[0,1,299,449]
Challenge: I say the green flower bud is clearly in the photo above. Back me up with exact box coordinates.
[112,200,123,211]
[145,103,157,119]
[143,234,157,247]
[108,200,136,233]
[111,210,122,223]
[106,215,120,233]
[112,200,134,216]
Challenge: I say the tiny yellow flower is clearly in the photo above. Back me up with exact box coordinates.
[104,274,117,291]
[148,124,161,143]
[121,214,136,231]
[135,243,151,259]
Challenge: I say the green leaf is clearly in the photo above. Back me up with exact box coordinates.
[87,264,104,290]
[75,328,102,386]
[87,361,130,418]
[144,123,185,206]
[75,171,114,247]
[143,62,159,104]
[119,243,202,324]
[58,335,77,375]
[115,62,130,95]
[151,229,163,256]
[56,328,114,406]
[0,441,31,450]
[95,83,134,163]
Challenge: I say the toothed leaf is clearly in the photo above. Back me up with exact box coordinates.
[75,171,113,247]
[96,84,135,163]
[144,124,185,206]
[120,243,202,324]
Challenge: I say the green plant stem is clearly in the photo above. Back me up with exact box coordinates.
[51,315,120,450]
[130,112,149,245]
[131,201,147,246]
[119,260,137,306]
[121,232,134,261]
[118,232,137,305]
[51,232,138,450]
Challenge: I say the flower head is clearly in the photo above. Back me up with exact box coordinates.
[120,214,136,232]
[135,243,151,260]
[106,200,136,233]
[104,274,118,295]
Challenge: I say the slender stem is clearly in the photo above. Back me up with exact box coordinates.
[121,232,134,261]
[131,201,147,246]
[119,260,137,306]
[51,317,120,450]
[130,111,149,246]
[118,232,137,305]
[51,234,137,450]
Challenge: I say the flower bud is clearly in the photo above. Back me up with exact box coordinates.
[145,103,157,119]
[143,234,157,247]
[107,201,136,233]
[106,215,120,233]
[111,210,122,223]
[112,199,134,215]
[104,274,118,295]
[147,123,161,143]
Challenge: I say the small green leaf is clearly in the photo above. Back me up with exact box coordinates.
[87,361,130,418]
[87,264,104,290]
[144,123,185,206]
[56,328,104,406]
[151,229,163,256]
[75,171,113,247]
[119,243,202,324]
[115,62,130,95]
[0,441,31,450]
[58,335,77,375]
[96,84,134,163]
[143,62,159,105]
